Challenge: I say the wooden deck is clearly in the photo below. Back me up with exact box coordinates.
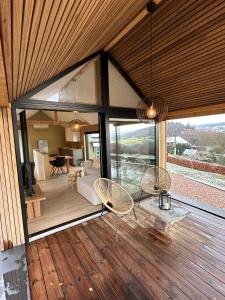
[26,201,225,300]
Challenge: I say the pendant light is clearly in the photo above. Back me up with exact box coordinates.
[137,1,168,123]
[70,111,87,132]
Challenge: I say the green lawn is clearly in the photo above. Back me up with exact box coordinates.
[119,137,154,145]
[167,162,225,191]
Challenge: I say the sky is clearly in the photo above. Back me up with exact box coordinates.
[109,114,225,134]
[110,114,225,131]
[170,114,225,126]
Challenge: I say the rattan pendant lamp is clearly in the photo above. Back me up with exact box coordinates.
[136,1,168,123]
[69,111,88,132]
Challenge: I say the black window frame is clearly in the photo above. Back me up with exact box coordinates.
[11,51,158,241]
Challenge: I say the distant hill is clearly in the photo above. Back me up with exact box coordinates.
[119,126,155,139]
[196,122,225,129]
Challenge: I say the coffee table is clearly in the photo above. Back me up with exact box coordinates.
[139,198,190,233]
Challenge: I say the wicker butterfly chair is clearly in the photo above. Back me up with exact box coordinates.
[139,166,171,206]
[141,166,171,195]
[94,178,137,241]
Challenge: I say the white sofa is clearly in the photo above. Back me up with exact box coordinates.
[77,174,101,205]
[81,159,101,176]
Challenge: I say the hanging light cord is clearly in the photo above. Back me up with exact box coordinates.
[150,6,153,99]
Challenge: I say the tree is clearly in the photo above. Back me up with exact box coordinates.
[216,132,225,154]
[167,121,185,137]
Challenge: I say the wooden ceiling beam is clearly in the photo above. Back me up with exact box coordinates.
[26,119,69,126]
[167,103,225,120]
[104,0,162,51]
[54,111,58,121]
[104,8,149,51]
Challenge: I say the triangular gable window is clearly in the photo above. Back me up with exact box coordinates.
[30,57,101,105]
[108,61,141,108]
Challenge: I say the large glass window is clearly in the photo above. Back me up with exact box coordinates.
[108,61,141,108]
[110,119,156,199]
[85,132,100,160]
[167,114,225,212]
[30,57,101,105]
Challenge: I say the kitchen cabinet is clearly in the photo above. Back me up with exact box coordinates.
[59,147,83,166]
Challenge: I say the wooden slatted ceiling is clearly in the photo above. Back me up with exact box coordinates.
[0,0,149,101]
[0,42,8,106]
[110,0,225,112]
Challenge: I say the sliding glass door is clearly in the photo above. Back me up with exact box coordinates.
[85,132,100,160]
[109,119,156,199]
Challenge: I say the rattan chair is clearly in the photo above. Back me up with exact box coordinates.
[94,178,137,241]
[140,166,171,195]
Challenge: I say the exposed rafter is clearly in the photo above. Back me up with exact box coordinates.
[105,0,162,51]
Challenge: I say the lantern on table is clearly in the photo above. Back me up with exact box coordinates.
[159,190,171,210]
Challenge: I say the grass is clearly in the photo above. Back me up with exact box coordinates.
[167,162,225,191]
[119,137,154,145]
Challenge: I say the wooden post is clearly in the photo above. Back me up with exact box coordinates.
[158,121,167,169]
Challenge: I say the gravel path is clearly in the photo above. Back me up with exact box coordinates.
[170,172,225,210]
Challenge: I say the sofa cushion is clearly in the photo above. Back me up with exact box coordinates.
[77,174,101,205]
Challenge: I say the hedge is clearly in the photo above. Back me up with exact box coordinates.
[167,155,225,175]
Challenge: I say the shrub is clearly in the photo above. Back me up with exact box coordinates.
[167,155,225,175]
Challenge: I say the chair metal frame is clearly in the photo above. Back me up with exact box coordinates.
[94,178,137,241]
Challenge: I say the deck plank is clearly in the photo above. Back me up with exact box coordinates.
[83,222,151,300]
[46,234,83,300]
[90,219,189,300]
[122,214,225,297]
[74,225,136,300]
[35,238,65,299]
[26,242,48,300]
[26,202,225,299]
[55,230,100,300]
[104,214,211,300]
[65,227,120,300]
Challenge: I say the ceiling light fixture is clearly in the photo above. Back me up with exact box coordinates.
[137,1,168,123]
[70,111,87,132]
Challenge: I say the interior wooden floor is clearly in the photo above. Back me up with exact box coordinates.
[28,175,101,234]
[26,200,225,299]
